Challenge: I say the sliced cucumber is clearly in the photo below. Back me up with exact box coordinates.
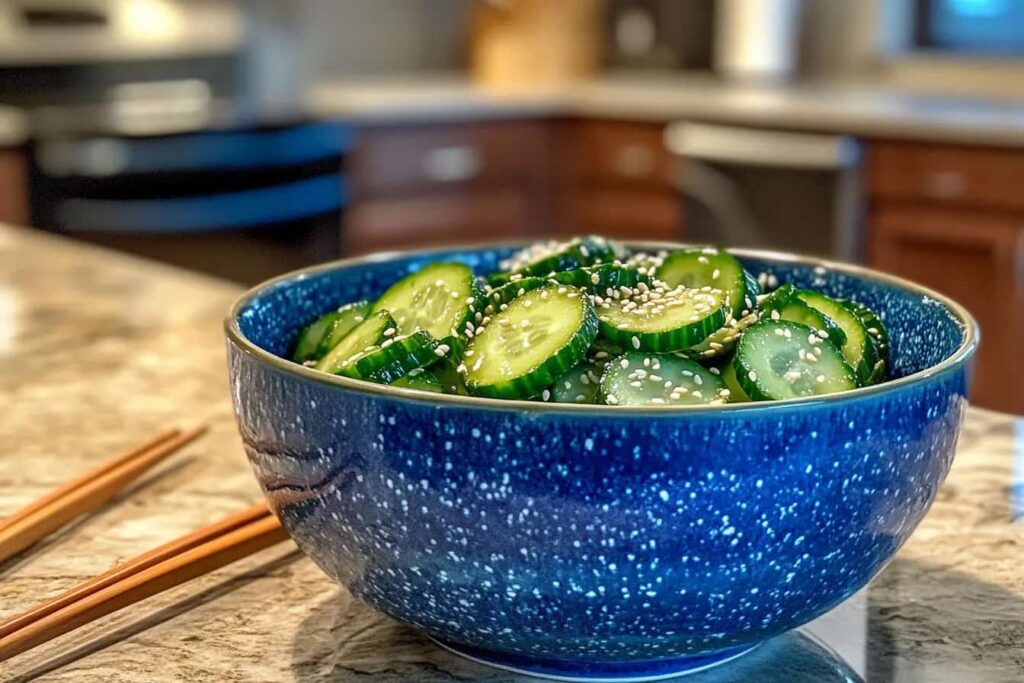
[721,360,750,403]
[596,283,727,352]
[742,270,762,313]
[315,311,394,374]
[769,296,848,350]
[293,310,341,363]
[865,358,886,386]
[488,277,551,310]
[682,310,760,361]
[655,248,748,318]
[433,360,469,395]
[316,300,372,358]
[391,367,444,393]
[599,352,729,406]
[758,283,796,313]
[551,361,602,404]
[841,300,891,369]
[337,330,438,383]
[550,264,647,291]
[463,284,598,399]
[371,262,483,340]
[794,290,877,384]
[735,320,857,400]
[501,236,618,278]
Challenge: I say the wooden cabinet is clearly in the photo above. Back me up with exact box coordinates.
[344,118,684,255]
[562,120,684,240]
[345,120,559,254]
[868,141,1024,414]
[0,149,27,225]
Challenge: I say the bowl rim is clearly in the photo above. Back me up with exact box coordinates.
[224,240,979,415]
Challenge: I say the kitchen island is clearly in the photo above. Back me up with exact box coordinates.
[0,224,1021,682]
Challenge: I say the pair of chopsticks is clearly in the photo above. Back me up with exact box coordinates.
[0,428,289,662]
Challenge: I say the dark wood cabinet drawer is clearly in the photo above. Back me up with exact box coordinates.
[574,120,676,190]
[869,204,1024,413]
[868,141,1024,212]
[573,189,683,241]
[351,122,550,198]
[344,189,535,255]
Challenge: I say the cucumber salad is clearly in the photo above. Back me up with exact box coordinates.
[290,237,890,406]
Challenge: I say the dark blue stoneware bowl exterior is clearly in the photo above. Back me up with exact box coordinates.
[226,244,976,680]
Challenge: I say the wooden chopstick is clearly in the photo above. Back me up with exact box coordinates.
[0,427,207,564]
[0,504,287,662]
[0,429,181,534]
[0,502,271,641]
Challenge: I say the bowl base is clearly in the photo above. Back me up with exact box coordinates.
[430,637,760,682]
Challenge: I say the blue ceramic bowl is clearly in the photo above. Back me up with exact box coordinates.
[225,243,976,682]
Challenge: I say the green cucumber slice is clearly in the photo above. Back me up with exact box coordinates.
[655,248,748,318]
[865,359,887,386]
[551,361,602,404]
[433,360,469,395]
[293,310,340,363]
[599,352,729,406]
[391,367,444,393]
[337,330,439,383]
[487,277,552,310]
[794,290,877,384]
[550,264,647,291]
[315,311,394,374]
[841,300,891,369]
[735,320,857,400]
[501,236,618,278]
[769,296,848,350]
[316,300,372,358]
[463,284,598,399]
[721,360,751,403]
[742,270,762,313]
[595,282,727,352]
[682,310,760,361]
[758,283,796,313]
[371,262,483,340]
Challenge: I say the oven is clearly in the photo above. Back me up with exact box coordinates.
[665,122,864,261]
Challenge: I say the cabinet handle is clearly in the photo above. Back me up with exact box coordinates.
[612,144,656,178]
[922,170,967,200]
[422,145,482,183]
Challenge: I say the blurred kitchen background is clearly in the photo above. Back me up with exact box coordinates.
[0,0,1021,413]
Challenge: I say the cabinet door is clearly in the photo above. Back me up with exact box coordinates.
[870,205,1024,413]
[572,189,683,241]
[345,189,533,255]
[0,150,27,225]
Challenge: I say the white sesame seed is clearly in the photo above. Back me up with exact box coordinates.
[748,370,758,382]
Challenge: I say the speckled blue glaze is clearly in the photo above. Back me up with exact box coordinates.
[225,244,976,682]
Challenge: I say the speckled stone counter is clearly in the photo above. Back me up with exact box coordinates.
[0,225,1021,682]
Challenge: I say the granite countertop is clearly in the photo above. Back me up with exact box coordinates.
[0,224,1022,681]
[309,72,1024,148]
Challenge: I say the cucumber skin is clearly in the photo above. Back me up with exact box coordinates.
[391,368,444,393]
[515,237,617,278]
[293,311,340,363]
[315,310,394,374]
[338,331,439,384]
[316,301,372,358]
[550,265,648,291]
[795,290,877,384]
[466,291,600,400]
[597,303,727,353]
[840,299,891,368]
